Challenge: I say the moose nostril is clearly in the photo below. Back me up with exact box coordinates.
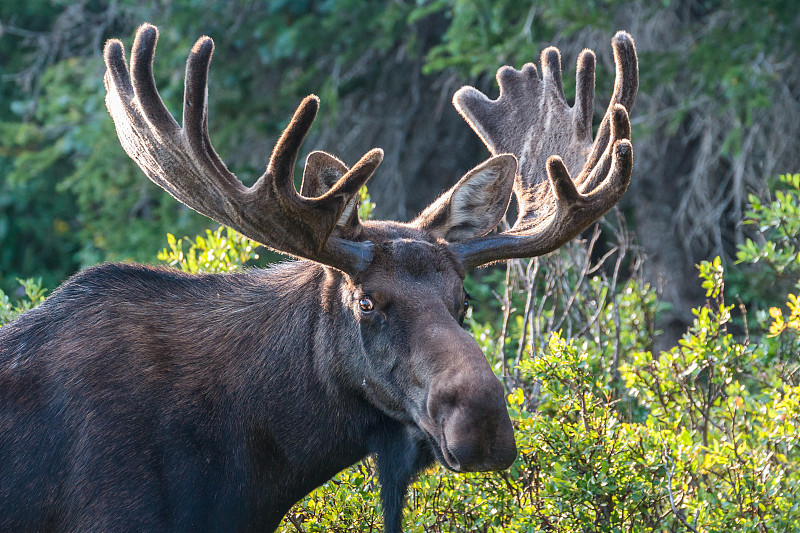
[444,438,478,469]
[429,368,518,472]
[440,410,516,472]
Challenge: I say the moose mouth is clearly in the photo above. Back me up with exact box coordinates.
[412,404,517,473]
[414,417,463,472]
[434,428,463,472]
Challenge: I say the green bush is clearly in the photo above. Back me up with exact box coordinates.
[157,226,260,274]
[731,173,800,314]
[737,173,800,276]
[0,277,47,326]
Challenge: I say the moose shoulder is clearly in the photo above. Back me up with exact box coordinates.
[0,24,637,533]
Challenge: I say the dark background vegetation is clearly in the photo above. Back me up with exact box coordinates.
[2,0,799,341]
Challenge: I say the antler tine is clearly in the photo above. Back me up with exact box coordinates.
[131,26,181,136]
[182,33,235,183]
[577,32,637,192]
[450,31,638,269]
[104,24,381,273]
[573,48,596,143]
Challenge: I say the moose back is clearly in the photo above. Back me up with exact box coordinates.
[0,24,637,532]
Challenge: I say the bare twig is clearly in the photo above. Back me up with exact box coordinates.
[287,513,307,533]
[607,208,629,388]
[661,437,700,533]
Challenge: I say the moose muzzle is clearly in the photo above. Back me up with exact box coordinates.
[421,326,517,472]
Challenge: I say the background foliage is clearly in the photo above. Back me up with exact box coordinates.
[2,1,800,531]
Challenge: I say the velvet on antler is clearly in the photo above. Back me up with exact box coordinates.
[103,24,382,273]
[448,32,638,269]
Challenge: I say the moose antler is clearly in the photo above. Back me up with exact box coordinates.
[449,32,638,269]
[103,24,381,273]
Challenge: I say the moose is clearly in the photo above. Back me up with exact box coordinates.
[0,24,637,532]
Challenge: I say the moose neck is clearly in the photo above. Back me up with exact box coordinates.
[236,261,433,532]
[220,262,366,523]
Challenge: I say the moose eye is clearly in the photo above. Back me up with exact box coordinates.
[359,296,375,313]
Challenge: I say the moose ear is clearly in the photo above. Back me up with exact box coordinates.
[301,151,360,230]
[301,150,348,196]
[411,154,516,242]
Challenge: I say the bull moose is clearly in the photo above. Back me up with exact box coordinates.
[0,23,637,532]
